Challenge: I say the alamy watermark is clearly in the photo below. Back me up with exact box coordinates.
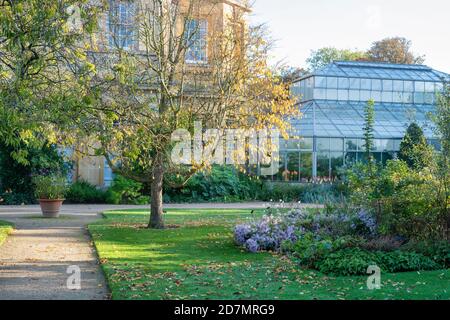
[367,265,381,290]
[67,265,81,290]
[171,122,280,176]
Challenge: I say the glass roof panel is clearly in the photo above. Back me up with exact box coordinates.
[293,101,437,139]
[302,61,449,83]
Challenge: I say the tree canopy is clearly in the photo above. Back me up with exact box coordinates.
[0,0,99,164]
[306,37,425,72]
[367,37,425,65]
[306,47,368,71]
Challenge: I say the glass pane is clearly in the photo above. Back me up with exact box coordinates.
[330,138,344,151]
[350,78,360,90]
[338,90,349,101]
[317,151,330,179]
[404,81,414,92]
[425,82,435,92]
[345,139,358,151]
[371,91,382,102]
[393,140,402,151]
[330,152,344,179]
[300,152,313,181]
[315,76,327,88]
[403,92,413,103]
[383,79,393,91]
[361,79,371,90]
[393,80,403,91]
[286,139,300,150]
[317,138,330,151]
[382,91,393,103]
[275,153,286,181]
[374,139,389,152]
[415,81,425,92]
[327,89,338,100]
[424,92,435,104]
[300,138,313,150]
[393,92,403,103]
[414,92,424,104]
[327,77,338,89]
[360,90,371,101]
[345,151,358,165]
[338,78,350,89]
[314,88,327,99]
[286,152,300,182]
[349,90,360,101]
[372,79,382,91]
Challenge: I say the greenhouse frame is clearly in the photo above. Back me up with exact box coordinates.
[277,61,449,182]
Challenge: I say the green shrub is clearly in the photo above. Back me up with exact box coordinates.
[315,248,440,276]
[261,182,347,203]
[401,241,450,268]
[0,191,35,205]
[32,175,67,200]
[346,160,447,241]
[0,143,68,205]
[359,236,404,252]
[287,234,361,268]
[66,181,107,204]
[105,175,150,205]
[164,166,263,203]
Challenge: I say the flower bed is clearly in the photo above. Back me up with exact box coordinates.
[234,207,449,276]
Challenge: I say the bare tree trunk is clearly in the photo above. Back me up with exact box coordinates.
[149,156,164,229]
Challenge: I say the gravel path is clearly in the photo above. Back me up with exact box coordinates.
[0,211,109,300]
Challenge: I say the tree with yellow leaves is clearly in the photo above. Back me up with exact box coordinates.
[68,0,298,228]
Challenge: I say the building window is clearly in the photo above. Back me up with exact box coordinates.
[185,19,208,64]
[108,0,136,50]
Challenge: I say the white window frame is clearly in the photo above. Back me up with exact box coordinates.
[108,0,137,51]
[185,19,208,64]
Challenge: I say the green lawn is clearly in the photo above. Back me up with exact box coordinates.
[0,220,13,246]
[89,209,450,300]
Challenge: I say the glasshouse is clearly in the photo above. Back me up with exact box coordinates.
[279,61,450,182]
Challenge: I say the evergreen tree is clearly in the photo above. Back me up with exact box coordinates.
[398,123,433,169]
[363,100,375,175]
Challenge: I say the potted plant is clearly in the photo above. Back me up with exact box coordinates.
[33,175,68,218]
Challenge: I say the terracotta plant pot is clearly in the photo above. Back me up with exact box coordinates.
[39,199,64,218]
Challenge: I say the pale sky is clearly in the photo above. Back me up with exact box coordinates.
[250,0,450,72]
